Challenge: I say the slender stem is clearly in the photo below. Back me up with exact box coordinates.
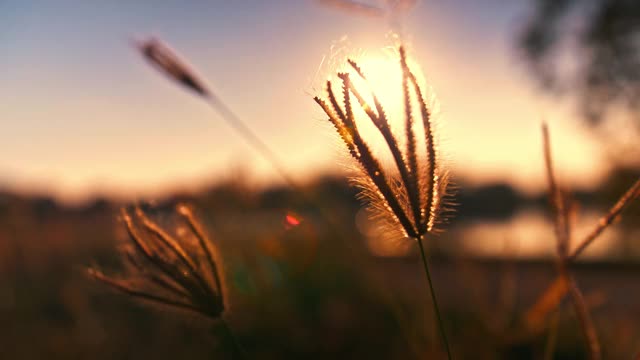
[207,98,297,188]
[562,268,601,360]
[543,309,560,360]
[218,319,248,360]
[417,236,452,360]
[207,97,354,246]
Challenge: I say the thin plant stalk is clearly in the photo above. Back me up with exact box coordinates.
[569,178,640,261]
[90,205,248,355]
[136,37,296,187]
[204,97,297,187]
[219,319,248,360]
[315,45,452,359]
[417,235,452,360]
[542,309,560,360]
[135,37,358,255]
[542,123,601,360]
[525,146,639,333]
[564,271,600,359]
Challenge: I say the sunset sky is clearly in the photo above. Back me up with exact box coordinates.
[1,0,610,203]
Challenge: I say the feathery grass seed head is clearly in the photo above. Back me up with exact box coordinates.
[315,45,450,241]
[89,204,226,319]
[134,37,211,98]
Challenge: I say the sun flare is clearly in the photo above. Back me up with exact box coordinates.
[349,54,406,119]
[327,50,430,163]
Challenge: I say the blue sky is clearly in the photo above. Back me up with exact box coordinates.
[0,0,608,202]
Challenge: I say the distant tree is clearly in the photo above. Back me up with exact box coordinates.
[519,0,640,129]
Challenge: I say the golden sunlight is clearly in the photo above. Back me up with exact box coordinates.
[354,55,405,112]
[331,49,431,162]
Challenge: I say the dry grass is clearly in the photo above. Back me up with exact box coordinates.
[313,46,449,242]
[89,204,248,357]
[526,123,640,359]
[314,45,453,358]
[84,27,640,360]
[135,37,296,188]
[89,204,225,319]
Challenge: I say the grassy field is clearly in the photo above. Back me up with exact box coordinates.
[0,172,638,359]
[3,4,639,357]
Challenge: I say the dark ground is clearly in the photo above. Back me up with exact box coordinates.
[0,170,638,359]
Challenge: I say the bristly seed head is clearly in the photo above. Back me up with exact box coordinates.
[89,204,225,319]
[134,37,211,98]
[314,45,450,241]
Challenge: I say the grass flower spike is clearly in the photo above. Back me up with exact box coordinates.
[89,204,225,319]
[314,45,452,359]
[134,36,299,189]
[314,46,449,241]
[135,37,211,98]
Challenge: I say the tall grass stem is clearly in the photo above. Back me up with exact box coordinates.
[219,319,248,360]
[206,98,297,188]
[417,236,452,360]
[543,309,560,360]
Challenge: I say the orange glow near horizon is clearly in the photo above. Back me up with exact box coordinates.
[0,1,619,204]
